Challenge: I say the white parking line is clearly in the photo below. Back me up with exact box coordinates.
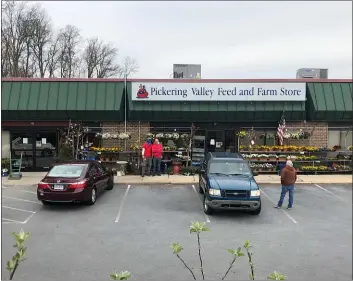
[115,185,131,223]
[191,185,211,223]
[314,184,352,204]
[260,189,298,224]
[2,206,36,213]
[20,190,37,194]
[23,213,35,223]
[2,218,25,224]
[2,196,41,204]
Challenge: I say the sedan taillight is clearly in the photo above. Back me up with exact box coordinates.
[38,182,50,189]
[68,180,87,189]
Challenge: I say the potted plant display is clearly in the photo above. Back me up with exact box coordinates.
[278,155,287,162]
[258,154,268,161]
[268,154,277,161]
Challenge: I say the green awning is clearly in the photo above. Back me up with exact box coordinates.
[127,86,305,122]
[1,81,125,121]
[306,82,352,121]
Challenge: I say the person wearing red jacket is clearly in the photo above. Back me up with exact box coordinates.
[152,138,163,176]
[141,137,153,177]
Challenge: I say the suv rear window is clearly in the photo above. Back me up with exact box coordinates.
[47,164,87,178]
[209,161,251,176]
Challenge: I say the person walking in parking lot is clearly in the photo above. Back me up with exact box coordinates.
[152,138,163,176]
[141,137,153,177]
[275,160,297,210]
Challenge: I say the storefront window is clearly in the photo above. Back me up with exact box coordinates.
[10,131,59,171]
[11,132,34,169]
[35,132,58,169]
[328,128,352,150]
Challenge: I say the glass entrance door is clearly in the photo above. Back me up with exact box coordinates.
[34,132,58,170]
[206,131,225,153]
[225,130,236,152]
[11,132,34,170]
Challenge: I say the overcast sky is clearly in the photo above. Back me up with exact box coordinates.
[37,1,352,79]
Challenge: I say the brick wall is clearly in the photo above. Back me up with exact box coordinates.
[101,122,150,149]
[239,121,328,148]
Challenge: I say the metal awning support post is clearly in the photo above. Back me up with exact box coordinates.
[124,74,127,151]
[344,126,352,148]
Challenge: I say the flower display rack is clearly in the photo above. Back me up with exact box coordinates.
[240,145,352,175]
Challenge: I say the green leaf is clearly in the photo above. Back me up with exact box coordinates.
[267,271,286,280]
[243,240,251,249]
[190,221,210,234]
[7,260,15,271]
[171,243,184,254]
[236,247,245,257]
[110,271,131,280]
[227,249,236,256]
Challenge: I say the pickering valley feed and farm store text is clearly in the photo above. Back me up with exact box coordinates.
[151,86,302,97]
[132,82,306,101]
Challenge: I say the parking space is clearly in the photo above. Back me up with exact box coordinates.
[1,183,352,280]
[1,185,41,224]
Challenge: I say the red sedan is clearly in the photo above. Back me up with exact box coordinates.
[37,161,114,205]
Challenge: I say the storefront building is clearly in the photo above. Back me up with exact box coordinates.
[1,78,352,171]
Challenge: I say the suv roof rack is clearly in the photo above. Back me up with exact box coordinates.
[209,152,244,159]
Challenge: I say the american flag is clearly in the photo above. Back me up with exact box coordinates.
[277,116,286,146]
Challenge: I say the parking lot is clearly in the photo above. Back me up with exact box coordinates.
[1,183,352,281]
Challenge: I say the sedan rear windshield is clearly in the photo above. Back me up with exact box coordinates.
[47,164,87,178]
[209,161,252,176]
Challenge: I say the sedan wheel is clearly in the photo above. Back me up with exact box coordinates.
[86,188,97,205]
[203,194,213,215]
[106,178,114,190]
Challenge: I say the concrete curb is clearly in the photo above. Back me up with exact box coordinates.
[113,180,352,185]
[2,182,351,187]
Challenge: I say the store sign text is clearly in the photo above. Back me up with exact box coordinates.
[132,82,306,101]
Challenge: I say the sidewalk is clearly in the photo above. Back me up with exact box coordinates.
[1,172,352,186]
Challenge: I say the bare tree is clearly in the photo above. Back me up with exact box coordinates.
[20,5,38,77]
[29,4,53,77]
[1,1,139,78]
[95,43,120,78]
[46,34,60,77]
[118,56,139,78]
[57,24,81,78]
[82,37,120,78]
[1,1,32,77]
[82,37,102,78]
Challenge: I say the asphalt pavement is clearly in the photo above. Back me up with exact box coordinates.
[1,183,352,280]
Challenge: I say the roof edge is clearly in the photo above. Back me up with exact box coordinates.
[1,77,352,83]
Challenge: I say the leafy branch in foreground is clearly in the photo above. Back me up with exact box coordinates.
[171,243,197,280]
[244,240,255,280]
[170,221,286,280]
[110,271,131,280]
[7,230,31,280]
[190,221,210,280]
[267,271,287,280]
[222,247,244,280]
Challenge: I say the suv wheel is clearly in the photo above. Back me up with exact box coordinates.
[251,204,261,215]
[203,194,213,215]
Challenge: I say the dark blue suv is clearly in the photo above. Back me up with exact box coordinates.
[199,152,261,215]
